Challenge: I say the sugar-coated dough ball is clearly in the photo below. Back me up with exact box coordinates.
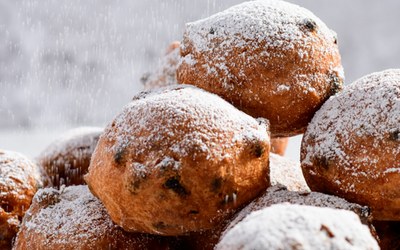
[37,127,103,188]
[85,85,271,235]
[184,185,371,250]
[177,0,343,137]
[216,204,379,250]
[0,150,46,249]
[301,69,400,220]
[13,185,177,250]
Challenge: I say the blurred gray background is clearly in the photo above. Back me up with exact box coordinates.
[1,0,399,158]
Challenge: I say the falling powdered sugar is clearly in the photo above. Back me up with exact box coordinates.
[142,44,180,90]
[38,127,103,163]
[181,0,341,91]
[185,0,334,54]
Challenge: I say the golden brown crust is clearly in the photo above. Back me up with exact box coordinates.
[0,150,45,249]
[85,85,270,235]
[177,1,343,137]
[13,185,178,250]
[270,138,289,156]
[301,69,400,221]
[184,185,374,250]
[37,127,103,188]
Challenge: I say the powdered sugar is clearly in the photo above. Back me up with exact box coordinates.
[181,0,341,90]
[225,185,372,236]
[17,185,158,248]
[38,127,103,162]
[142,44,180,90]
[216,204,379,250]
[269,153,309,192]
[0,150,44,248]
[185,0,332,53]
[23,186,115,244]
[0,150,43,198]
[104,85,269,165]
[36,127,103,187]
[302,69,400,184]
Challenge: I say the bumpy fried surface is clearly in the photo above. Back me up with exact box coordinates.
[13,185,179,250]
[0,150,45,249]
[37,127,102,188]
[301,69,400,220]
[86,85,271,235]
[177,0,343,137]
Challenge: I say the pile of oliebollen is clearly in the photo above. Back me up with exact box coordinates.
[1,0,399,249]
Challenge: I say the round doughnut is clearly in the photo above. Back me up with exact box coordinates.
[269,153,309,192]
[215,204,379,250]
[85,85,271,235]
[13,185,179,250]
[37,127,103,188]
[141,41,180,90]
[270,137,289,156]
[301,69,400,220]
[0,150,46,249]
[177,0,343,137]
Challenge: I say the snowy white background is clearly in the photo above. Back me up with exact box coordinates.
[1,0,400,160]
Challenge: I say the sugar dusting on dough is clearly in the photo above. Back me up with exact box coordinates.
[20,185,156,248]
[302,69,400,190]
[216,204,379,250]
[0,150,43,199]
[225,185,372,237]
[269,153,309,192]
[39,127,103,160]
[103,85,269,166]
[186,0,333,52]
[181,0,343,91]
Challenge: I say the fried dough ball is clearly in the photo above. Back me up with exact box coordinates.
[177,0,343,137]
[216,204,379,250]
[0,150,45,249]
[183,150,309,250]
[141,41,180,90]
[13,185,176,250]
[301,69,400,220]
[184,185,370,250]
[37,127,103,188]
[270,137,289,156]
[85,85,271,235]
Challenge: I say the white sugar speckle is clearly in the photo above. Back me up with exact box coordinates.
[216,204,379,250]
[302,69,400,192]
